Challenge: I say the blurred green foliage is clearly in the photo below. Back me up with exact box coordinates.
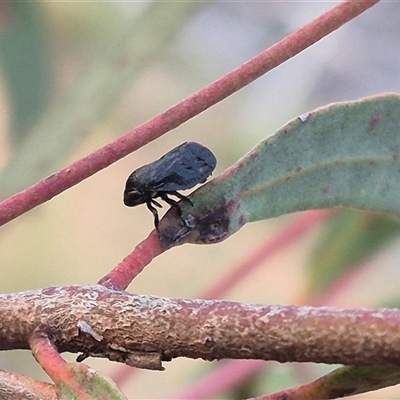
[307,210,400,296]
[0,2,204,199]
[0,2,51,144]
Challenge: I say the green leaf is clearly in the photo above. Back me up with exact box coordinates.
[306,210,400,296]
[301,365,400,398]
[159,93,400,247]
[58,363,127,400]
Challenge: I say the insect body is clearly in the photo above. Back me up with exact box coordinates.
[124,142,217,230]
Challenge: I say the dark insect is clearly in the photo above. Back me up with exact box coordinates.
[123,142,217,230]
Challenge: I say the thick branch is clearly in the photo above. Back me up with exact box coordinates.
[1,285,400,369]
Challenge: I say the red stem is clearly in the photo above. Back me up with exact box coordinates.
[98,229,163,290]
[30,335,90,400]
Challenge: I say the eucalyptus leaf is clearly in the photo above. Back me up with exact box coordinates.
[302,365,400,398]
[159,93,400,247]
[57,363,127,400]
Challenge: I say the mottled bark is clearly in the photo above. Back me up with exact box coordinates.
[1,285,400,370]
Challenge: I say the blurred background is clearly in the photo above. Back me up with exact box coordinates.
[1,1,400,398]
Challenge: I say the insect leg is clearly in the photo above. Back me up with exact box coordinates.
[146,200,160,230]
[168,191,194,207]
[151,198,163,208]
[158,192,191,228]
[159,193,182,216]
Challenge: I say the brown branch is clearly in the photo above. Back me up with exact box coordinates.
[2,285,400,370]
[0,0,379,227]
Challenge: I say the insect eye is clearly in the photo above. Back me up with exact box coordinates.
[123,189,146,207]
